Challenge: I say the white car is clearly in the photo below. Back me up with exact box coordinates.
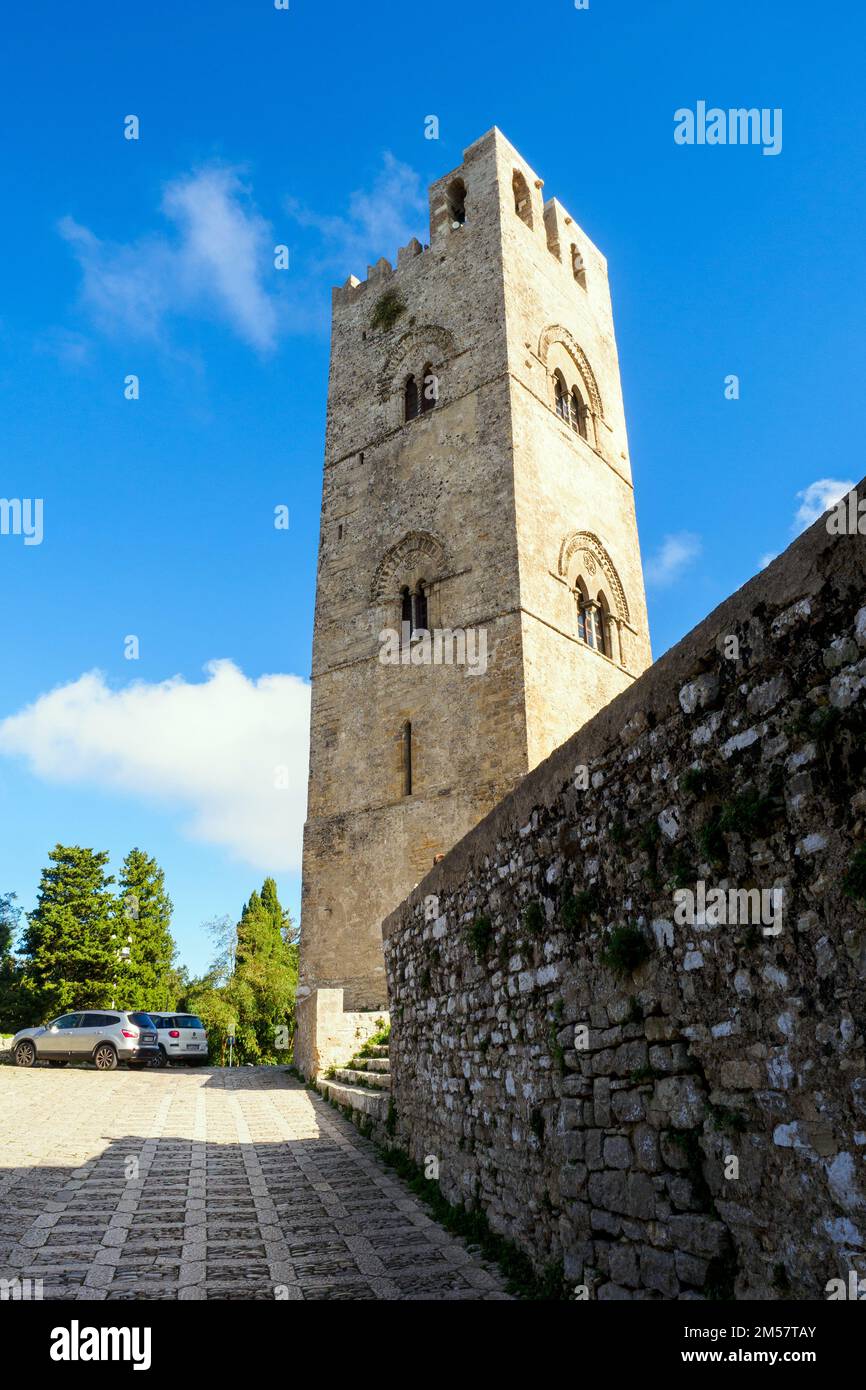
[148,1012,209,1066]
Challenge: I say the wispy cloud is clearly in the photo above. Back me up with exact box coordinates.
[645,532,702,588]
[60,166,280,350]
[286,152,427,277]
[34,327,92,368]
[793,478,854,533]
[0,661,310,871]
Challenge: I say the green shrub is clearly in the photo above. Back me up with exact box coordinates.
[522,900,545,935]
[466,915,494,957]
[370,289,405,331]
[609,816,628,846]
[698,810,727,865]
[601,924,651,976]
[790,704,842,746]
[639,819,661,854]
[681,765,715,798]
[718,784,781,839]
[707,1101,748,1135]
[667,847,697,889]
[843,846,866,904]
[561,885,599,937]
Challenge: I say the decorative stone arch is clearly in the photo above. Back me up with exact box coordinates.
[380,324,457,411]
[557,531,630,625]
[538,324,604,420]
[371,530,448,605]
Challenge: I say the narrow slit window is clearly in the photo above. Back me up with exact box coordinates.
[570,386,588,439]
[420,363,437,413]
[401,720,412,797]
[512,170,533,229]
[404,375,420,421]
[400,586,413,630]
[413,582,428,632]
[554,372,569,419]
[447,178,466,227]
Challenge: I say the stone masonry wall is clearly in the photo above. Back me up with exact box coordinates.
[382,488,866,1299]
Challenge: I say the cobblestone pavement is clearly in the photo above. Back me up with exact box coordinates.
[0,1066,510,1301]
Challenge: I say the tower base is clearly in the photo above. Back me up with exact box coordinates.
[294,987,389,1080]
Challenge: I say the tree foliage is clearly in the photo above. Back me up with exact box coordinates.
[181,880,298,1064]
[20,845,117,1017]
[0,892,27,1032]
[4,850,298,1066]
[115,848,176,1009]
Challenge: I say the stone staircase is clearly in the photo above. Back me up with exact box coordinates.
[318,1043,391,1123]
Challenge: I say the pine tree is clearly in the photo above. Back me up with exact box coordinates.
[21,845,116,1016]
[116,848,176,1009]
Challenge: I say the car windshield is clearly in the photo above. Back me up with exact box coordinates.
[128,1012,156,1028]
[176,1016,205,1030]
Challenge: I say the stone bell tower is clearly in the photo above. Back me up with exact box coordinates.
[295,128,652,1076]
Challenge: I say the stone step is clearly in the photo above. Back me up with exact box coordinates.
[331,1067,390,1089]
[351,1057,390,1072]
[318,1078,389,1122]
[364,1045,390,1057]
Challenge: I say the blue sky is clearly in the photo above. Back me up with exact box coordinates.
[1,0,863,976]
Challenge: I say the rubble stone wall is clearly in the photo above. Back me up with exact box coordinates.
[382,492,866,1299]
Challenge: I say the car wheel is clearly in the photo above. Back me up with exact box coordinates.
[48,1060,68,1068]
[93,1043,118,1071]
[148,1049,168,1069]
[13,1041,37,1067]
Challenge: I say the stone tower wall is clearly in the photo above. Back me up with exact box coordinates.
[298,130,651,1075]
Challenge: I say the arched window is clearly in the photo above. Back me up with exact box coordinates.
[413,582,428,632]
[512,170,533,229]
[401,721,412,797]
[400,586,413,629]
[420,363,437,413]
[593,594,609,655]
[404,375,420,421]
[399,581,429,636]
[554,371,569,420]
[575,581,590,644]
[574,583,611,657]
[447,179,466,227]
[571,244,587,288]
[570,385,588,439]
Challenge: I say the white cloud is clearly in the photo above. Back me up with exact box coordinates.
[759,551,779,570]
[0,661,310,871]
[60,166,279,350]
[286,152,427,277]
[793,478,854,533]
[645,532,702,588]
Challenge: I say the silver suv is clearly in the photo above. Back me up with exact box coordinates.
[11,1010,159,1071]
[148,1012,209,1066]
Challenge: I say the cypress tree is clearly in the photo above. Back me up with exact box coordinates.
[21,845,116,1016]
[116,848,176,1010]
[232,878,298,1062]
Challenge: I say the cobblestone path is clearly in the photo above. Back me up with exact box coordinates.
[0,1066,509,1301]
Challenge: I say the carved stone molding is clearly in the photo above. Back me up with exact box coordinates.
[370,530,448,603]
[557,530,629,622]
[538,324,604,418]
